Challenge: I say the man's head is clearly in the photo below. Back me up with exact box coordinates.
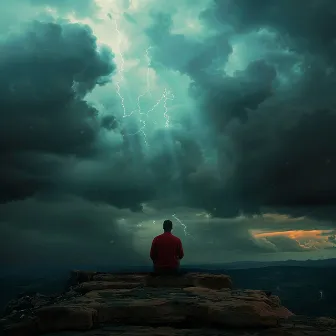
[163,219,173,232]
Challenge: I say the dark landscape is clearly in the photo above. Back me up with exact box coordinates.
[2,266,336,336]
[2,259,336,318]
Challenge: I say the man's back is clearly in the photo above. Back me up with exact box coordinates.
[150,231,184,269]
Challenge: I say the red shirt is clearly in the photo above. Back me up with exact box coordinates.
[150,232,184,268]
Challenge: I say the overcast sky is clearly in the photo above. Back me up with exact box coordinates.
[1,0,336,270]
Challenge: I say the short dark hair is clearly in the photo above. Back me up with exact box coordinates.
[163,219,173,232]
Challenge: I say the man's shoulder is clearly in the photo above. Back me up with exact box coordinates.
[153,233,164,240]
[171,234,181,242]
[154,233,181,241]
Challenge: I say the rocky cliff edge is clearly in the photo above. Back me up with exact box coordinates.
[1,271,336,336]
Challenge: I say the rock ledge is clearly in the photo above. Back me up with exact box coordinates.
[1,271,335,336]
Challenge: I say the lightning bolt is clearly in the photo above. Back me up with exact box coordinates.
[172,214,188,236]
[109,15,175,145]
[111,18,127,117]
[163,89,174,128]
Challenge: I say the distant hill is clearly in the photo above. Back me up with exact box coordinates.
[185,258,336,270]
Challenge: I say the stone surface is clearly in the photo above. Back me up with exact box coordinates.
[2,271,335,336]
[70,271,233,291]
[74,281,141,294]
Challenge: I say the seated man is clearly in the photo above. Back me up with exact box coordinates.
[150,219,184,274]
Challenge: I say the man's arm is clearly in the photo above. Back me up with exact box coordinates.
[150,238,157,262]
[177,239,184,260]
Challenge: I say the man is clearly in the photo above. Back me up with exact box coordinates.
[150,219,184,274]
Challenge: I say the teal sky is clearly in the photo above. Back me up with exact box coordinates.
[1,0,336,268]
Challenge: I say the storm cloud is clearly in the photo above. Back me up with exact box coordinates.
[1,0,336,267]
[0,20,114,202]
[144,0,336,221]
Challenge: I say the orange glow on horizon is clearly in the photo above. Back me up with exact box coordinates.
[252,229,335,250]
[253,229,333,240]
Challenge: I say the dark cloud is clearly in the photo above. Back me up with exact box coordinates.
[229,110,336,208]
[58,129,207,210]
[62,158,156,211]
[146,13,232,79]
[204,0,336,59]
[0,197,145,267]
[2,0,336,267]
[187,220,267,253]
[205,0,336,219]
[145,1,336,221]
[0,20,115,203]
[3,0,336,221]
[101,115,118,130]
[190,59,277,128]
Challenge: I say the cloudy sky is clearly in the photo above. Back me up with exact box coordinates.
[1,0,336,270]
